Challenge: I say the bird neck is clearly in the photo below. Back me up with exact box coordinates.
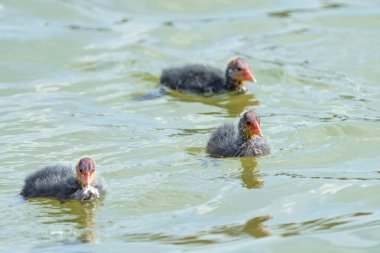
[239,131,255,143]
[225,73,240,91]
[76,175,96,190]
[238,123,251,142]
[75,179,82,190]
[238,121,260,143]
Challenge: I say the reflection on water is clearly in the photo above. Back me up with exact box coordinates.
[68,24,111,33]
[168,90,259,117]
[275,212,373,237]
[133,86,259,118]
[122,212,374,246]
[240,157,264,189]
[275,171,380,182]
[268,2,344,18]
[29,198,102,243]
[244,216,272,238]
[123,215,272,245]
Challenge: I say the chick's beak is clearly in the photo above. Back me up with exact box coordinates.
[80,171,91,188]
[254,126,263,137]
[244,68,256,83]
[252,121,263,137]
[83,174,90,185]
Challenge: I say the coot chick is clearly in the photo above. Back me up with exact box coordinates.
[21,157,105,200]
[160,57,256,94]
[207,110,270,157]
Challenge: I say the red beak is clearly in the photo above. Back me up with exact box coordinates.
[244,68,256,83]
[81,171,90,186]
[83,175,90,185]
[252,122,263,137]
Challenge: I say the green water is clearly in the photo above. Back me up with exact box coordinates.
[1,0,380,252]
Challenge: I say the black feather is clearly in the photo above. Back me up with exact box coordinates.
[207,120,270,157]
[160,64,227,94]
[20,165,105,200]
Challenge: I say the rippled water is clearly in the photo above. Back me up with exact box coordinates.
[1,0,380,252]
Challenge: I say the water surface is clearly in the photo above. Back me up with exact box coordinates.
[1,0,380,252]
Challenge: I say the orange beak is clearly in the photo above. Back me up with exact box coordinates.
[249,121,263,137]
[254,125,263,137]
[83,175,90,185]
[81,171,91,187]
[243,68,256,83]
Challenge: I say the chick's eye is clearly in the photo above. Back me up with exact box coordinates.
[236,66,243,71]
